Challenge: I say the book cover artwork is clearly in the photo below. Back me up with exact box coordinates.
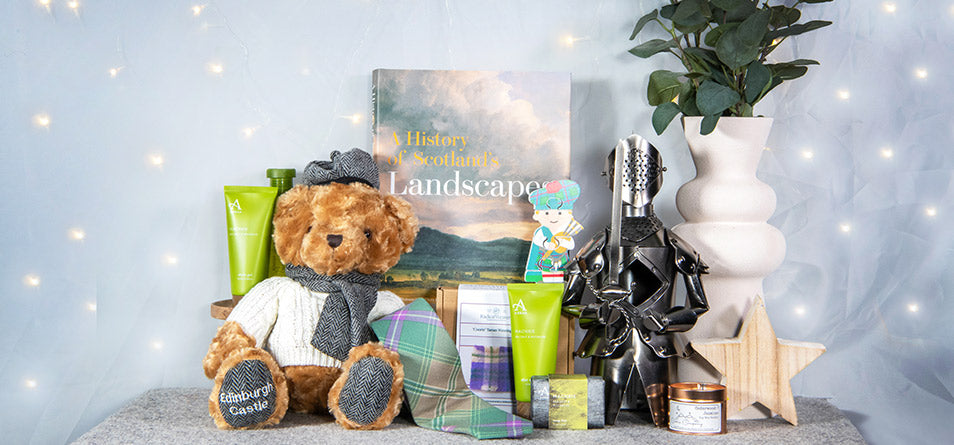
[372,69,571,303]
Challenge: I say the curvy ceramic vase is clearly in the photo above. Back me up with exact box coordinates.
[673,116,785,419]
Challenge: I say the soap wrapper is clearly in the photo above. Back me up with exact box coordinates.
[531,374,604,429]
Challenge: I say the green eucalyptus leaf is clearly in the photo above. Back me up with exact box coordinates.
[701,114,721,135]
[696,80,741,116]
[678,82,701,116]
[675,21,709,35]
[789,59,821,66]
[630,10,659,40]
[769,6,801,28]
[709,68,730,87]
[628,38,676,58]
[672,0,708,28]
[660,4,677,19]
[737,9,770,45]
[725,0,758,22]
[704,23,738,47]
[765,20,832,42]
[715,27,760,70]
[648,70,684,106]
[767,63,809,80]
[652,102,682,135]
[711,0,745,10]
[745,60,771,103]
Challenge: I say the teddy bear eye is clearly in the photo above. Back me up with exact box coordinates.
[364,229,372,240]
[306,225,312,234]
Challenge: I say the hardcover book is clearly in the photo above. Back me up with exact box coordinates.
[371,69,571,304]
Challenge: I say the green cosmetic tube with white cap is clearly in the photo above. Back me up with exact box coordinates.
[224,185,278,300]
[507,282,564,404]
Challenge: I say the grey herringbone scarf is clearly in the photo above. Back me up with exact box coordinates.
[285,265,382,361]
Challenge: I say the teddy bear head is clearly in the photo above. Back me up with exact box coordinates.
[271,149,418,276]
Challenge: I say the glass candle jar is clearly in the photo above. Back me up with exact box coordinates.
[667,382,727,435]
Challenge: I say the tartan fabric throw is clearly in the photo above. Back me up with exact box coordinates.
[469,346,512,393]
[370,299,533,440]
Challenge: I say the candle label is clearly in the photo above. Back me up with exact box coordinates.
[669,400,722,434]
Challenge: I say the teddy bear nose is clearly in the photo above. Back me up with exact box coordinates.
[326,234,343,248]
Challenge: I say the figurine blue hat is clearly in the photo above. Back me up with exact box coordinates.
[528,180,581,210]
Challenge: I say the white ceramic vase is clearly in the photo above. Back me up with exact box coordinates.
[672,116,785,419]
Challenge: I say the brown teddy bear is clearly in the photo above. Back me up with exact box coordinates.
[203,149,419,430]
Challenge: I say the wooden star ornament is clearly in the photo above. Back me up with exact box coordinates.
[690,296,826,425]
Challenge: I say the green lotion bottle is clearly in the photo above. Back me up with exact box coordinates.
[266,168,296,277]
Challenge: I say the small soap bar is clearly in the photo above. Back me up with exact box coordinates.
[531,374,604,429]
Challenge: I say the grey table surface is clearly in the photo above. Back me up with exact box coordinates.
[73,387,866,444]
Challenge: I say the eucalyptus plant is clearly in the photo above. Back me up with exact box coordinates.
[629,0,833,135]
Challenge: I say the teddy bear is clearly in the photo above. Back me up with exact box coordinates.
[203,148,419,430]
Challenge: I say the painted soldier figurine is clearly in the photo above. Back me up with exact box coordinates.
[563,135,709,427]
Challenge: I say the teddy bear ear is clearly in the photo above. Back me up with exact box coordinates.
[383,194,419,252]
[272,185,315,266]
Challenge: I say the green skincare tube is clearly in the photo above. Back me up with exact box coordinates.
[224,186,279,298]
[507,282,564,403]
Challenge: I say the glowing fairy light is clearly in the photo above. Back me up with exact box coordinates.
[207,62,224,75]
[23,274,41,287]
[907,302,919,313]
[148,153,165,167]
[241,127,257,138]
[837,89,851,100]
[300,67,312,76]
[880,147,894,159]
[801,149,815,160]
[794,305,807,317]
[349,113,362,124]
[151,340,164,350]
[924,206,937,217]
[109,67,123,78]
[771,38,783,46]
[914,68,928,79]
[562,35,577,47]
[37,0,51,11]
[839,223,852,234]
[25,379,38,389]
[192,5,205,16]
[33,113,51,128]
[882,3,897,13]
[68,0,80,10]
[86,302,97,312]
[163,254,179,266]
[69,228,86,241]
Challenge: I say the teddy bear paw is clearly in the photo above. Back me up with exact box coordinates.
[209,347,288,429]
[329,343,404,430]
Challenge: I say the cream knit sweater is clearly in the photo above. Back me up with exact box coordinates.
[226,276,405,368]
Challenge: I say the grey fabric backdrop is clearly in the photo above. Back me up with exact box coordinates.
[1,1,951,444]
